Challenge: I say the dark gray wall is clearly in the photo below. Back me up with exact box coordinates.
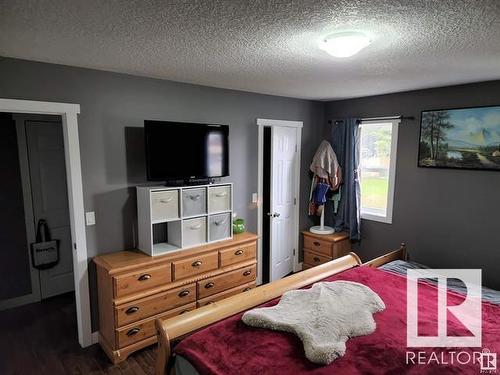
[0,113,32,300]
[0,57,323,327]
[325,80,500,289]
[0,57,323,259]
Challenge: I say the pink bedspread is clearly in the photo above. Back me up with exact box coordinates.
[175,266,500,374]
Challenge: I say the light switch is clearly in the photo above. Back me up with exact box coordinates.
[85,211,96,226]
[252,193,258,203]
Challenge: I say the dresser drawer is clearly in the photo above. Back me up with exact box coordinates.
[197,264,256,299]
[219,242,256,267]
[197,281,256,307]
[151,190,179,222]
[304,250,331,266]
[303,235,332,257]
[115,283,196,327]
[113,264,171,298]
[182,217,207,248]
[182,188,207,218]
[172,251,218,280]
[116,302,196,348]
[208,185,231,213]
[208,213,231,242]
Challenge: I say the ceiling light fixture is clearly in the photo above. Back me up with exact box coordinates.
[319,31,371,58]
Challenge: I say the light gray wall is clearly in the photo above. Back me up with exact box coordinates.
[325,80,500,289]
[0,57,323,327]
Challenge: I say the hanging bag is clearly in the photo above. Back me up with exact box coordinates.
[31,219,59,270]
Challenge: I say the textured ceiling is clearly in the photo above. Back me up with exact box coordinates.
[1,0,500,100]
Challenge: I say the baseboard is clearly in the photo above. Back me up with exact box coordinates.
[294,261,303,273]
[91,331,99,345]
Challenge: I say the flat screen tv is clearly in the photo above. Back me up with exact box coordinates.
[145,120,229,181]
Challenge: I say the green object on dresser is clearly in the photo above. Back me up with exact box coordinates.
[233,218,245,234]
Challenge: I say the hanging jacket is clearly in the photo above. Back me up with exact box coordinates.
[308,140,342,216]
[309,140,342,190]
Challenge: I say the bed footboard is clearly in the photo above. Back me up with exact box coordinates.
[155,253,360,374]
[155,245,407,374]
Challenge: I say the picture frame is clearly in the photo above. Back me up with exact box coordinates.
[418,105,500,171]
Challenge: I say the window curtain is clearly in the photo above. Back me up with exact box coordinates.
[331,118,361,240]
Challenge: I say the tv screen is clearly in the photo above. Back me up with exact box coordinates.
[145,120,229,181]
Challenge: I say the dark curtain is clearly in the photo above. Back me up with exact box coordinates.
[331,118,361,240]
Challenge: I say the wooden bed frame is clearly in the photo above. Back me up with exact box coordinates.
[155,244,407,375]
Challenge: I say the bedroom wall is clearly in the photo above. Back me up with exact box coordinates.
[0,57,324,328]
[325,80,500,290]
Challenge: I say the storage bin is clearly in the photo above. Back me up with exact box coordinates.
[182,217,207,247]
[208,185,231,213]
[209,213,231,241]
[151,190,179,222]
[182,188,207,217]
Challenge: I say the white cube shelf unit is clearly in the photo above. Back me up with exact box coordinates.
[137,183,233,256]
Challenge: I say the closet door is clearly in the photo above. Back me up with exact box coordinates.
[26,120,74,299]
[269,126,297,281]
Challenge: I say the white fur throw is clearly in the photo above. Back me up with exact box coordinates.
[241,281,385,365]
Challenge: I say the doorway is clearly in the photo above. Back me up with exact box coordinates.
[0,99,92,348]
[14,114,74,301]
[257,118,302,284]
[0,113,74,304]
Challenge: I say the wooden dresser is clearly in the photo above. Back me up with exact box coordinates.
[94,232,258,363]
[302,231,350,270]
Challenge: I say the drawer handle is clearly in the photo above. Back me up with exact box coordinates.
[214,219,226,226]
[189,224,202,230]
[125,306,139,315]
[179,309,191,315]
[313,241,321,247]
[205,282,215,289]
[205,301,215,305]
[138,274,151,281]
[313,257,321,263]
[243,287,252,292]
[188,194,201,201]
[159,197,173,203]
[234,249,244,256]
[178,289,190,297]
[126,327,140,336]
[215,191,227,197]
[191,260,202,267]
[243,270,252,276]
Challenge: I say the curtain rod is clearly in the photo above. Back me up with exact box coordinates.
[328,115,415,124]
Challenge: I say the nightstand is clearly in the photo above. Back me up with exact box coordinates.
[302,231,350,269]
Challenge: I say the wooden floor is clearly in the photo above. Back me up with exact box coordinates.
[0,293,156,375]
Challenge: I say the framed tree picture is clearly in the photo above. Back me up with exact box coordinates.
[418,105,500,171]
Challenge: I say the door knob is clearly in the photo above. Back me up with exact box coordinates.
[267,212,280,218]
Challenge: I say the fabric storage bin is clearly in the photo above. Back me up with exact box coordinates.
[208,185,231,213]
[182,217,207,247]
[151,190,179,222]
[182,188,207,217]
[209,213,231,242]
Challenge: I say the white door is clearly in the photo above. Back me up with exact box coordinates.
[269,126,298,281]
[25,120,74,299]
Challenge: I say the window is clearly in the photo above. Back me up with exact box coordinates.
[359,119,399,223]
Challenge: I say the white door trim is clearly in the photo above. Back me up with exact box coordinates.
[0,98,93,348]
[256,118,302,285]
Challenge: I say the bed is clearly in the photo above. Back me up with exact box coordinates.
[155,245,500,374]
